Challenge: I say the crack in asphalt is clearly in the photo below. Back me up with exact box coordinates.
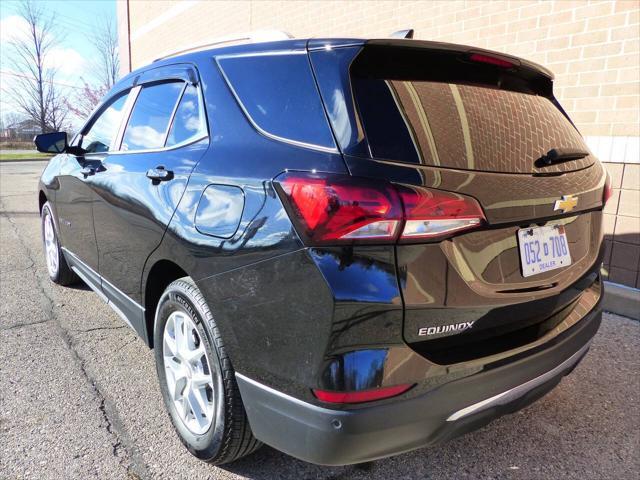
[71,325,128,334]
[1,318,51,331]
[1,262,37,273]
[0,201,150,480]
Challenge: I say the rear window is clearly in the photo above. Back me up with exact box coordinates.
[217,52,336,151]
[351,50,592,174]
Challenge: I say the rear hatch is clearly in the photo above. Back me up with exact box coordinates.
[310,41,606,364]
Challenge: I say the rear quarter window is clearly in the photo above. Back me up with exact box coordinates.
[121,81,184,151]
[217,52,336,151]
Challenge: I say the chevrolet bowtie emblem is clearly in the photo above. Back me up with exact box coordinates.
[554,195,578,213]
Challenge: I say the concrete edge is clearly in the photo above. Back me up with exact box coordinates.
[0,158,51,163]
[603,281,640,321]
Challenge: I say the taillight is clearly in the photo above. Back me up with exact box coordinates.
[312,383,414,404]
[468,52,516,68]
[276,172,486,245]
[603,171,613,206]
[398,185,486,240]
[277,173,402,244]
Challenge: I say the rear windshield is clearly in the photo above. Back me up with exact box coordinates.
[351,59,591,174]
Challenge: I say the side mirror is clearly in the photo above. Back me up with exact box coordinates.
[34,131,68,154]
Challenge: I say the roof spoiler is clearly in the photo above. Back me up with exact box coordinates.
[365,38,553,80]
[390,29,414,39]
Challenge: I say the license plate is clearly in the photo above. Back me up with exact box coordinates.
[517,225,572,277]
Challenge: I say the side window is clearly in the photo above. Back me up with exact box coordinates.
[120,82,184,151]
[165,84,205,147]
[81,92,129,153]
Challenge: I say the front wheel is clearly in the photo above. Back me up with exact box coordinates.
[41,201,79,285]
[153,277,261,464]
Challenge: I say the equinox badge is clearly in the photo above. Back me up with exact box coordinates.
[418,320,476,336]
[553,195,578,214]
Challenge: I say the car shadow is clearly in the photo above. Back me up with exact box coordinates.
[66,281,92,292]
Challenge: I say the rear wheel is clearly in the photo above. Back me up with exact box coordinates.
[154,277,261,464]
[41,201,79,285]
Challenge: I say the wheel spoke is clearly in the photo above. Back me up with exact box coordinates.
[191,372,211,388]
[184,345,205,363]
[164,356,182,374]
[186,386,208,429]
[174,314,190,358]
[181,396,190,420]
[164,332,178,357]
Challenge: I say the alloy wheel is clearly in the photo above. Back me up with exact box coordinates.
[43,211,59,277]
[163,311,216,435]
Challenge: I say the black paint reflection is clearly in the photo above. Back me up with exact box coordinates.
[322,349,387,391]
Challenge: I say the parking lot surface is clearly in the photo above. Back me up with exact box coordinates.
[1,161,639,480]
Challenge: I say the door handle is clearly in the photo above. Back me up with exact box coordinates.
[146,166,174,183]
[80,166,95,177]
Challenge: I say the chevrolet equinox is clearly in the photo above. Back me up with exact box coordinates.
[36,35,609,466]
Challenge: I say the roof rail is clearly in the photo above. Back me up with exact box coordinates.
[153,29,294,62]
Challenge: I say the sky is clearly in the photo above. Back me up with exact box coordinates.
[0,0,117,124]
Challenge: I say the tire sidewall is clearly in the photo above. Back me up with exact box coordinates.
[153,281,226,460]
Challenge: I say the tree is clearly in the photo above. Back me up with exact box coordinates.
[63,19,120,124]
[65,80,107,120]
[4,0,69,133]
[3,112,25,129]
[90,18,120,91]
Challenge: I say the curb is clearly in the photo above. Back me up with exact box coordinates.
[0,158,51,163]
[603,281,640,320]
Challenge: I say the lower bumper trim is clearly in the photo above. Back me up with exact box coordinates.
[446,341,590,421]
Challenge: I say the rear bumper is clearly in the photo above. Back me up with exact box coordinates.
[236,304,601,466]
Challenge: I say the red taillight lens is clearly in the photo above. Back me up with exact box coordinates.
[312,384,414,404]
[276,173,485,245]
[278,173,402,244]
[469,52,515,68]
[398,185,486,240]
[603,171,613,206]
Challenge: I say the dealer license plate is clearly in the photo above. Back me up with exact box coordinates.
[517,225,572,278]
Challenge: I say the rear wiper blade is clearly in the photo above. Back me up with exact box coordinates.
[535,148,589,167]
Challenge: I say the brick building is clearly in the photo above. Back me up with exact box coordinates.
[117,0,640,288]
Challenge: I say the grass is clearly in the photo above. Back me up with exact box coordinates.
[0,152,53,161]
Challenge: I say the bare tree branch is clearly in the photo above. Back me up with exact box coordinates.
[3,0,69,133]
[89,17,120,90]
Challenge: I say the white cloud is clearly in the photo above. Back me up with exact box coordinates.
[1,14,86,79]
[0,15,31,44]
[46,47,86,76]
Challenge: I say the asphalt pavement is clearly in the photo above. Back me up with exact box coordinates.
[1,161,639,480]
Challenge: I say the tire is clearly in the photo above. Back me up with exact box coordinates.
[41,201,79,286]
[153,277,262,464]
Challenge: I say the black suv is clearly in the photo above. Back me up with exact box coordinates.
[36,36,609,466]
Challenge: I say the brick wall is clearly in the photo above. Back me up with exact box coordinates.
[118,0,640,288]
[120,0,639,145]
[603,163,640,288]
